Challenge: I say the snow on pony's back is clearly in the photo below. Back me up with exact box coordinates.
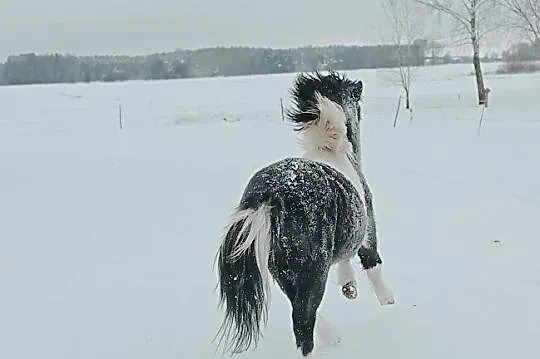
[214,71,394,358]
[287,71,366,202]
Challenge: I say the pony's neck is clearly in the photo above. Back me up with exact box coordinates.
[302,144,361,188]
[349,147,362,175]
[346,122,362,175]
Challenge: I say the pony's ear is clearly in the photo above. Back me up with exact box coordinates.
[351,80,363,101]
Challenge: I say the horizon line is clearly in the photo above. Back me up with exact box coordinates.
[1,39,455,63]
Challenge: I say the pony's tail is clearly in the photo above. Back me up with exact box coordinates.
[297,92,350,155]
[214,203,273,355]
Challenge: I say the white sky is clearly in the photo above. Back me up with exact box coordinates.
[0,0,515,61]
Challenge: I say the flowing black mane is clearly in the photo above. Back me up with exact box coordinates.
[286,71,363,130]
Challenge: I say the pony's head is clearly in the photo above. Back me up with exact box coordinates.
[287,71,363,159]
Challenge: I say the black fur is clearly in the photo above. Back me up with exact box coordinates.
[215,72,385,357]
[216,157,374,356]
[215,217,268,355]
[287,70,363,156]
[286,70,363,129]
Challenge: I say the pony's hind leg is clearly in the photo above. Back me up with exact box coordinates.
[277,268,329,357]
[291,283,326,356]
[337,259,357,300]
[358,247,395,305]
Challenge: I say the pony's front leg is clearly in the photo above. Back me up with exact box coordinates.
[337,260,357,300]
[358,247,395,305]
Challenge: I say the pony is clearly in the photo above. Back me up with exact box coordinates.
[214,71,395,358]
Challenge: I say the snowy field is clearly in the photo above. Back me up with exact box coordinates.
[1,63,539,359]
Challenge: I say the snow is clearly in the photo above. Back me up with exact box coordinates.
[1,63,539,358]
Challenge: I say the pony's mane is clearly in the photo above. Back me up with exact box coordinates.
[286,70,362,131]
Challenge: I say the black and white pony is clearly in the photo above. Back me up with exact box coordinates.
[215,71,395,358]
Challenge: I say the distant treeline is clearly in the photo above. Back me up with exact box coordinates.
[0,40,534,86]
[0,42,429,86]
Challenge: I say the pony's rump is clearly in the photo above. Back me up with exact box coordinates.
[214,71,393,358]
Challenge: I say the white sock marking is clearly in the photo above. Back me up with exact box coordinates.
[337,260,356,287]
[366,264,395,305]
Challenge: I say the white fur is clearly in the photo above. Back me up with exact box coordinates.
[226,204,273,301]
[298,94,366,299]
[297,94,395,306]
[298,93,367,220]
[337,259,356,288]
[298,93,350,154]
[366,264,395,305]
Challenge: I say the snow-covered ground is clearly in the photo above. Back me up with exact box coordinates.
[1,63,539,358]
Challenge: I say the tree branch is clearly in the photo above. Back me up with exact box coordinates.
[415,0,472,29]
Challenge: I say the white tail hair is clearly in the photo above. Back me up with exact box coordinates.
[225,203,273,299]
[297,93,351,155]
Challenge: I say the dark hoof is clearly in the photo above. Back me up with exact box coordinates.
[341,281,357,300]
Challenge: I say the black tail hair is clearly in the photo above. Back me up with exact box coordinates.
[214,215,269,355]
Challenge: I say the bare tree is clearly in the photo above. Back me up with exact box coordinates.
[496,0,540,42]
[380,0,427,121]
[415,0,498,105]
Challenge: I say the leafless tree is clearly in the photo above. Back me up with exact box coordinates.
[380,0,427,122]
[415,0,499,106]
[496,0,540,42]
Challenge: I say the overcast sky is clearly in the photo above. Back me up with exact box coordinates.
[0,0,387,60]
[0,0,512,61]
